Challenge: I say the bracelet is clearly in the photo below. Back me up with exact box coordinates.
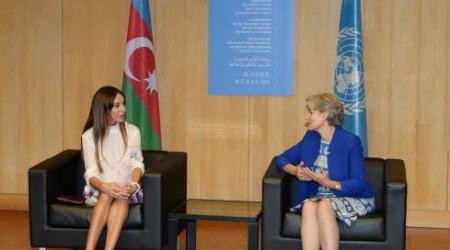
[335,181,342,190]
[130,181,141,194]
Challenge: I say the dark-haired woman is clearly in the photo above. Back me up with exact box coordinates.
[81,86,144,250]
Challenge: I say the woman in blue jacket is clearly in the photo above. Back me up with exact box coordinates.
[275,93,374,250]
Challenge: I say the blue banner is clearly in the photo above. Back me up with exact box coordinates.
[209,0,295,96]
[333,0,368,156]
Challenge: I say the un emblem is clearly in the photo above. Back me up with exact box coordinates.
[334,27,366,115]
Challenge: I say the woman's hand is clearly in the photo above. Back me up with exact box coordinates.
[125,183,139,196]
[296,162,313,181]
[303,168,333,188]
[100,182,130,199]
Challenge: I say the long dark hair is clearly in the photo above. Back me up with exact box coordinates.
[83,86,128,172]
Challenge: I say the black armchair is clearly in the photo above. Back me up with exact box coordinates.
[29,149,187,250]
[262,157,407,250]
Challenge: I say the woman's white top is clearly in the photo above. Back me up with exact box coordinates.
[82,122,144,187]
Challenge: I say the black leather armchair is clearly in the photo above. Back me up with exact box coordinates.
[262,157,407,250]
[29,149,187,250]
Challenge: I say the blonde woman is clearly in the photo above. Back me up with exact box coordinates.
[275,93,375,250]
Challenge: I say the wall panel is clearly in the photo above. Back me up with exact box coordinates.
[62,0,129,149]
[447,0,450,212]
[155,0,250,200]
[363,0,393,157]
[0,0,62,194]
[414,0,448,210]
[389,0,422,210]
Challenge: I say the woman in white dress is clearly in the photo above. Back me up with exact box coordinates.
[81,86,145,250]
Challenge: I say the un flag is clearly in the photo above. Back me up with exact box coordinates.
[333,0,368,156]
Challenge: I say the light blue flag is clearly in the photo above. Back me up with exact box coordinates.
[333,0,368,156]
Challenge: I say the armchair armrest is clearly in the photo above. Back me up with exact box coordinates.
[262,158,289,249]
[142,151,187,247]
[384,159,407,248]
[28,149,82,244]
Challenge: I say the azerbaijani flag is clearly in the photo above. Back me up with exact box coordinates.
[122,0,161,150]
[333,0,368,156]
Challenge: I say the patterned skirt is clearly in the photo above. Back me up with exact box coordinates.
[83,185,144,206]
[290,195,375,226]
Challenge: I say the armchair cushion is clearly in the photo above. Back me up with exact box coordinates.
[48,203,143,229]
[282,211,384,241]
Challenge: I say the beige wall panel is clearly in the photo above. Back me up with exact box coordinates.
[363,0,393,157]
[408,210,450,228]
[0,0,62,193]
[152,1,198,197]
[296,0,341,96]
[0,194,28,211]
[447,0,450,210]
[388,0,421,210]
[249,96,306,201]
[414,0,448,210]
[365,0,449,211]
[154,0,190,152]
[248,0,341,201]
[62,0,129,149]
[154,0,249,200]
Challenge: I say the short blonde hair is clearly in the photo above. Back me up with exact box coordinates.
[306,93,344,126]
